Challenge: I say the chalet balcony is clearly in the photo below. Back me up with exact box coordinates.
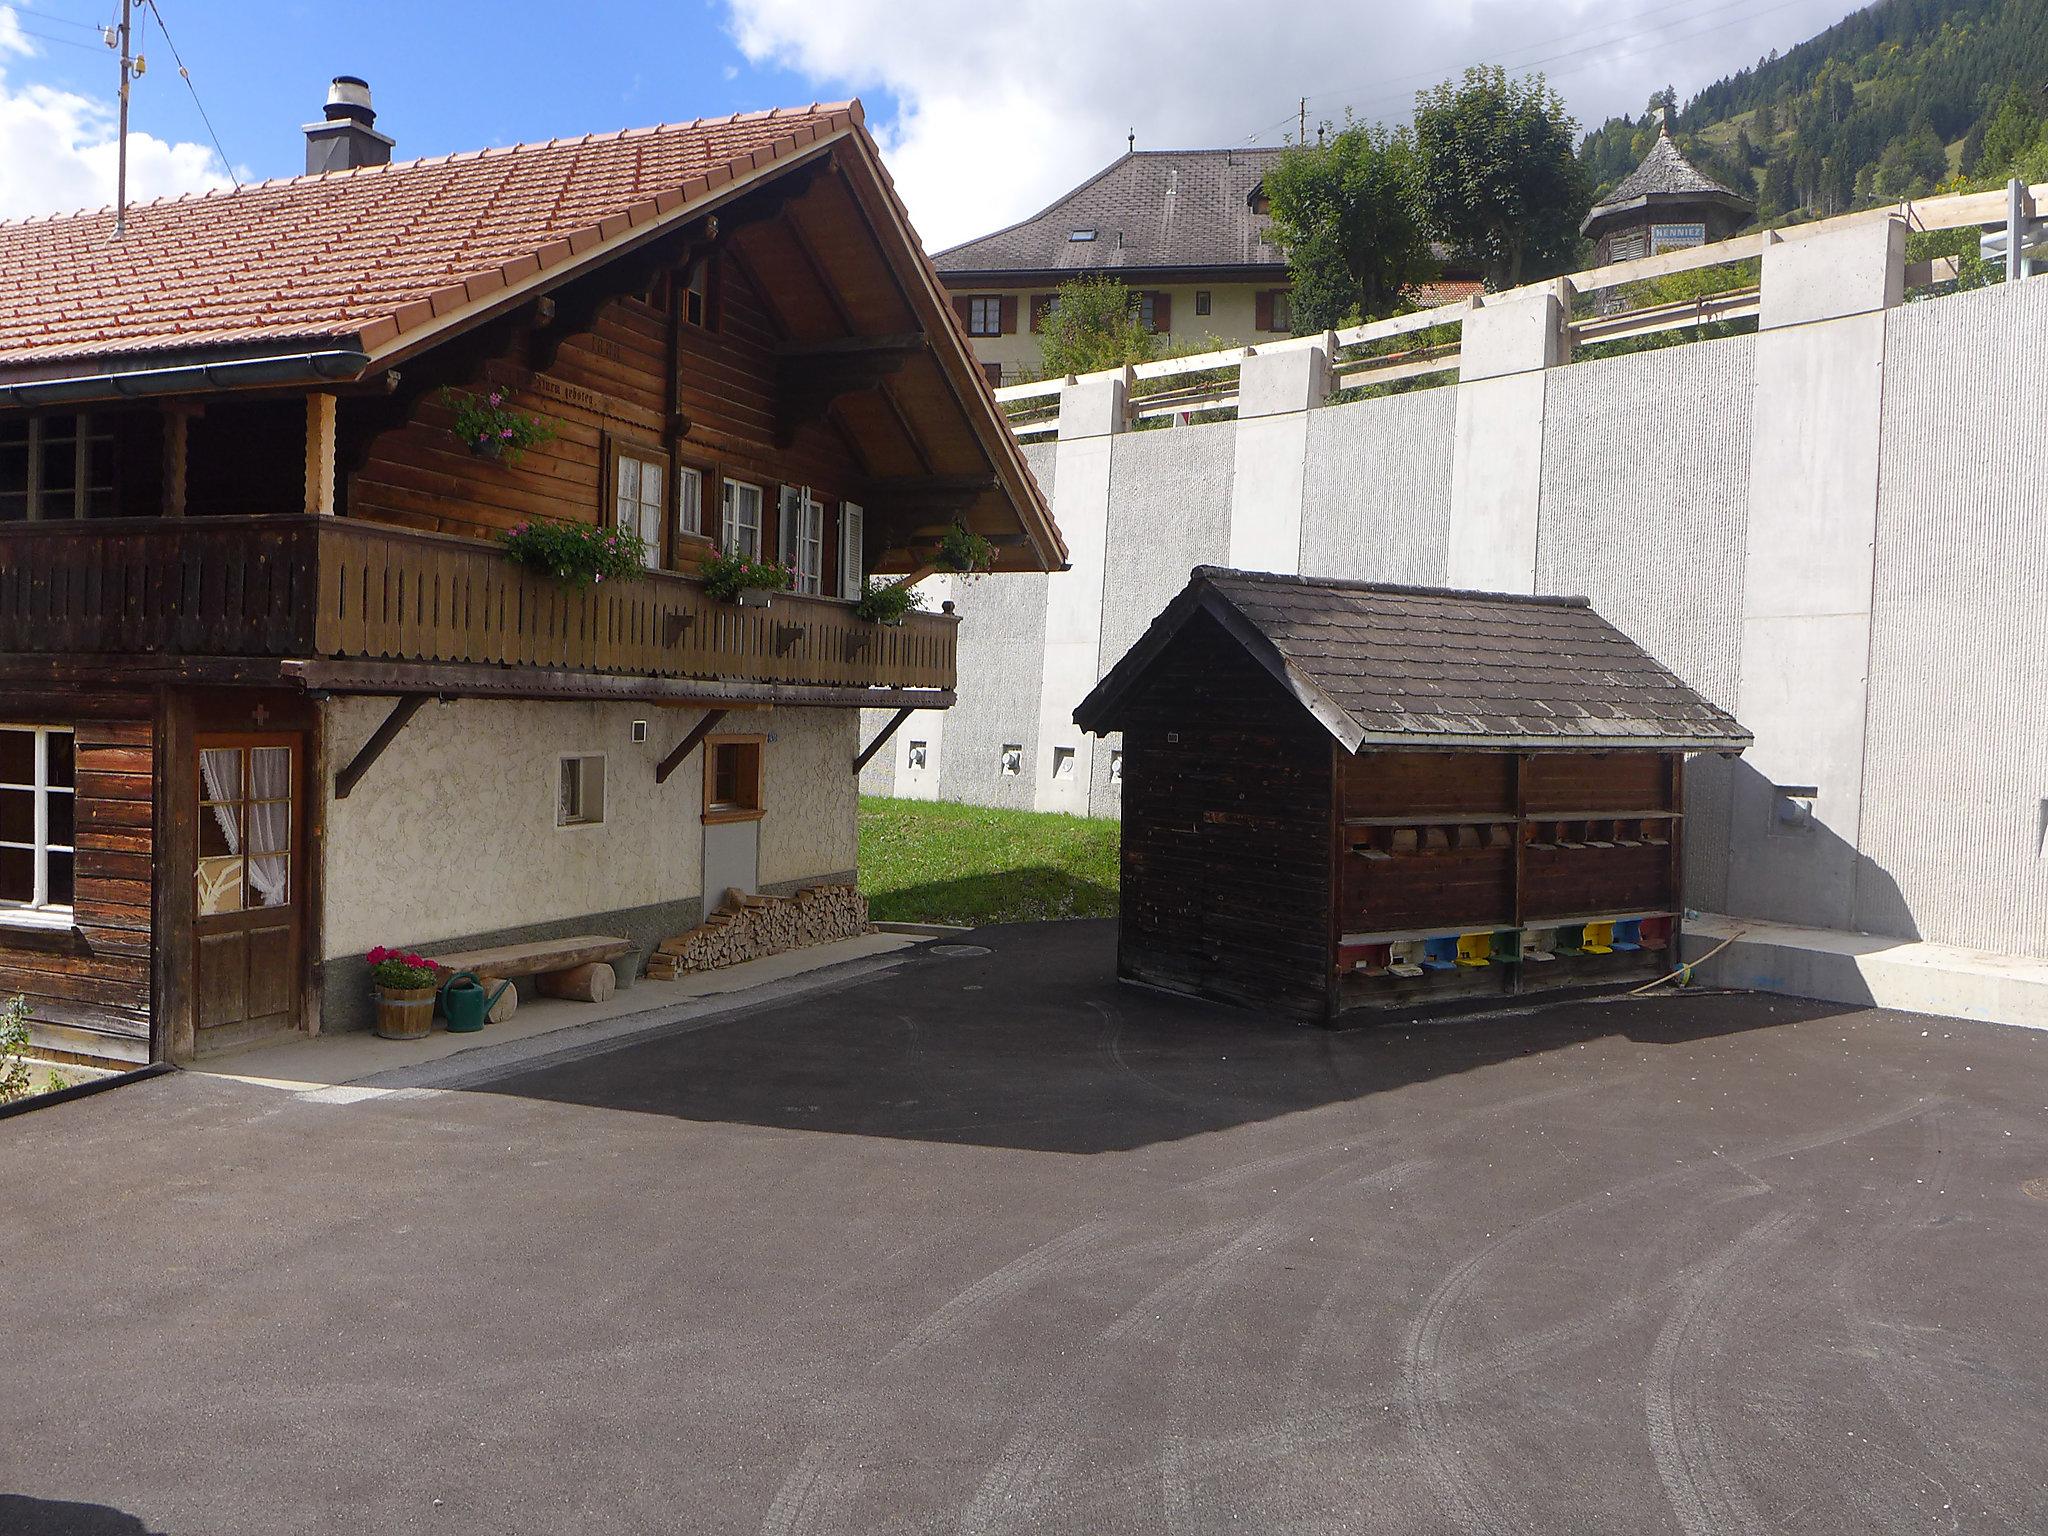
[0,516,957,700]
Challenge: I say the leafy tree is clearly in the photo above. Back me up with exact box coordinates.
[1874,117,1948,198]
[1033,278,1157,379]
[1264,114,1436,329]
[1414,67,1590,288]
[1978,85,2043,175]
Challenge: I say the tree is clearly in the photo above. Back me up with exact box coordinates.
[1978,85,2042,175]
[1414,67,1590,289]
[1034,278,1157,379]
[1263,115,1436,330]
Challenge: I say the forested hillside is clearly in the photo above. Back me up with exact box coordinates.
[1579,0,2048,223]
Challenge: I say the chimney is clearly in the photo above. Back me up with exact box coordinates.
[304,76,395,175]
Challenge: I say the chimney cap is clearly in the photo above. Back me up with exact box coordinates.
[324,75,375,125]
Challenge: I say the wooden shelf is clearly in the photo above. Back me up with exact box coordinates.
[1344,813,1513,827]
[1339,909,1678,947]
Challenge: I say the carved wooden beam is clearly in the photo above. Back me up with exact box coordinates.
[335,694,429,800]
[775,336,928,446]
[656,707,729,786]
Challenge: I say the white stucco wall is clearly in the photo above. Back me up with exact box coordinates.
[321,697,855,957]
[950,282,1283,384]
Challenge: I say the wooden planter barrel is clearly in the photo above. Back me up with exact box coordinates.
[373,983,438,1041]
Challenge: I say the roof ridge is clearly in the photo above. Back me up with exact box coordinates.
[0,101,862,231]
[1192,565,1591,609]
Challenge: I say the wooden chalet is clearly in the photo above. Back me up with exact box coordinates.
[0,86,1063,1065]
[1074,569,1750,1022]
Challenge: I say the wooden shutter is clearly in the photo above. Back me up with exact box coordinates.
[1029,294,1054,333]
[1254,290,1274,332]
[1151,292,1172,333]
[999,295,1019,334]
[839,503,865,600]
[777,486,801,567]
[952,296,972,330]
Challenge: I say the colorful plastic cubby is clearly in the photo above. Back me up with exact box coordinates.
[1490,929,1522,963]
[1455,933,1491,967]
[1554,924,1586,955]
[1522,927,1558,962]
[1639,915,1673,949]
[1388,940,1427,977]
[1611,919,1642,951]
[1349,942,1393,976]
[1422,936,1460,972]
[1581,921,1615,954]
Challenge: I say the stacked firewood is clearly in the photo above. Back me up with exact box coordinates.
[643,883,871,978]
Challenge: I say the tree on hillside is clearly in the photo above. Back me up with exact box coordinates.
[1264,115,1437,330]
[1414,67,1590,289]
[1977,84,2043,174]
[1034,278,1158,379]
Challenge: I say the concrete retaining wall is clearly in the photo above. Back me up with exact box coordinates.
[921,250,2048,963]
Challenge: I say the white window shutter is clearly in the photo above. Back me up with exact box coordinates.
[779,487,801,566]
[840,503,864,599]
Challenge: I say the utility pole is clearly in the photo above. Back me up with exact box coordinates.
[111,0,135,236]
[1298,97,1306,144]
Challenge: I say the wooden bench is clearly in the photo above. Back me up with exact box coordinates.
[426,934,637,1011]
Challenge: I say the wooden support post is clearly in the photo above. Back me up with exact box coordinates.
[854,705,915,773]
[160,408,190,518]
[305,392,338,515]
[334,693,428,800]
[656,707,728,786]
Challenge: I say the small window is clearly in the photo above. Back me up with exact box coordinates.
[0,414,115,522]
[1269,291,1292,333]
[680,255,713,328]
[1608,229,1648,263]
[1000,744,1022,777]
[1194,290,1211,317]
[704,737,765,823]
[676,464,705,545]
[1051,746,1076,780]
[611,442,667,562]
[0,725,74,915]
[1108,748,1123,784]
[631,720,649,744]
[1068,228,1096,242]
[778,486,825,595]
[1136,293,1156,332]
[839,502,865,601]
[558,754,606,828]
[721,479,764,560]
[907,740,929,773]
[966,296,1004,337]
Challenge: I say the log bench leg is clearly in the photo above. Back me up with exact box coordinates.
[536,962,616,1003]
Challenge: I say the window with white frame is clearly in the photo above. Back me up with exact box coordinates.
[0,414,115,521]
[721,479,763,559]
[966,296,1003,336]
[0,726,74,915]
[676,465,705,544]
[778,486,825,594]
[612,444,666,560]
[557,754,606,828]
[838,502,865,600]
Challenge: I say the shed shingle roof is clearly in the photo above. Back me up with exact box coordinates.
[1076,567,1750,753]
[933,148,1287,277]
[0,103,860,368]
[1583,127,1753,234]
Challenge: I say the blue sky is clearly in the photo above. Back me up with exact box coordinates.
[1,0,1864,250]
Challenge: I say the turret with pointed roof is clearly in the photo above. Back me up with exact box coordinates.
[1581,111,1754,266]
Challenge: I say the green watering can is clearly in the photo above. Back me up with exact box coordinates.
[439,971,511,1033]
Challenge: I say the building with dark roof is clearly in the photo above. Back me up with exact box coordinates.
[932,147,1480,384]
[1075,567,1748,1020]
[1582,116,1756,267]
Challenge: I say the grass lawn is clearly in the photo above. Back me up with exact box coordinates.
[858,796,1119,926]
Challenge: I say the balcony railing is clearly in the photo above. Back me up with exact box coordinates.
[0,515,956,694]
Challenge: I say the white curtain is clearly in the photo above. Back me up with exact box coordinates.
[247,747,290,908]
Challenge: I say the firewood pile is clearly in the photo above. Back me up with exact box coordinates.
[643,883,871,978]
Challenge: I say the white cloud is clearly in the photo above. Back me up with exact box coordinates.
[0,5,232,222]
[725,0,1858,251]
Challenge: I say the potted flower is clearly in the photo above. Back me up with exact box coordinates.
[854,577,928,626]
[439,387,553,463]
[699,549,793,607]
[501,520,647,588]
[367,946,443,1041]
[934,521,996,579]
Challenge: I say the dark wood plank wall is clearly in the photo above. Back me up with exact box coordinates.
[348,258,866,580]
[1115,613,1333,1020]
[0,698,156,1064]
[186,399,308,518]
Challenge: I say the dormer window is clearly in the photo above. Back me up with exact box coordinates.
[1068,228,1096,242]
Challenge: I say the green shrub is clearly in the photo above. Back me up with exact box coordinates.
[853,578,929,625]
[501,519,647,588]
[0,995,33,1105]
[698,549,793,602]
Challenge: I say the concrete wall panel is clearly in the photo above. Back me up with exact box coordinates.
[1298,387,1456,586]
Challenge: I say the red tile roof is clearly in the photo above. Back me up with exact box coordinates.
[0,103,861,368]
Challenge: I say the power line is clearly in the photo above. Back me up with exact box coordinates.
[10,20,108,52]
[141,0,238,188]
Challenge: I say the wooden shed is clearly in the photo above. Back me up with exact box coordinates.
[1074,568,1751,1022]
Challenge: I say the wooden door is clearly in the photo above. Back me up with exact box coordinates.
[193,735,302,1044]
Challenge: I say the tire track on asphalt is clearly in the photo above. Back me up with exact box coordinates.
[1398,1094,1939,1536]
[1644,1207,1810,1536]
